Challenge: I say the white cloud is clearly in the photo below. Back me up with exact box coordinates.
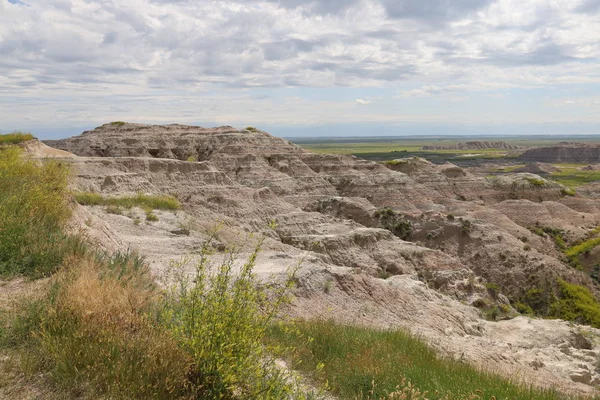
[1,0,600,133]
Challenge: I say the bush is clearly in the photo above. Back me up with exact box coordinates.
[561,187,576,197]
[0,146,85,277]
[0,132,35,145]
[245,126,259,132]
[160,237,305,399]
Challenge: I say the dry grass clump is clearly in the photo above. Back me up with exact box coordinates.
[35,253,190,399]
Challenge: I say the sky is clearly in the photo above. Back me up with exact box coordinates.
[1,0,600,139]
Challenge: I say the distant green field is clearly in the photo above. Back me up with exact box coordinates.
[294,136,600,168]
[549,165,600,188]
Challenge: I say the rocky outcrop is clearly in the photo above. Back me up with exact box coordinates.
[517,144,600,163]
[40,123,600,395]
[421,141,521,150]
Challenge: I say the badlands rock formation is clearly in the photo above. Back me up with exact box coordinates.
[421,141,522,150]
[518,143,600,163]
[43,123,600,396]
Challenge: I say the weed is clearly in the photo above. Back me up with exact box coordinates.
[110,121,126,126]
[561,187,576,196]
[186,155,198,162]
[245,126,259,132]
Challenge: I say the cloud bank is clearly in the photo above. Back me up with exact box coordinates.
[1,0,599,137]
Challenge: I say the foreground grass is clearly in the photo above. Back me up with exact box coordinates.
[268,320,573,400]
[0,146,85,278]
[74,192,180,211]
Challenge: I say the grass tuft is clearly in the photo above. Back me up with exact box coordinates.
[74,192,180,211]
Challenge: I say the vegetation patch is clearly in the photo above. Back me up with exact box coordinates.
[0,146,85,278]
[373,207,412,240]
[245,126,259,132]
[0,132,35,145]
[110,121,127,126]
[550,279,600,328]
[74,192,180,211]
[267,320,568,400]
[526,177,546,187]
[549,166,600,188]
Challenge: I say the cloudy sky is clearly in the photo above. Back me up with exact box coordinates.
[1,0,600,139]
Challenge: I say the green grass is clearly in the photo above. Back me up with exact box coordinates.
[110,121,126,126]
[74,192,180,211]
[0,132,35,145]
[268,320,571,400]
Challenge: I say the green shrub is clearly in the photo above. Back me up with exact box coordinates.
[0,146,85,277]
[561,187,576,197]
[74,192,180,211]
[550,279,600,328]
[374,208,412,240]
[245,126,258,132]
[160,238,304,399]
[0,132,35,145]
[110,121,126,126]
